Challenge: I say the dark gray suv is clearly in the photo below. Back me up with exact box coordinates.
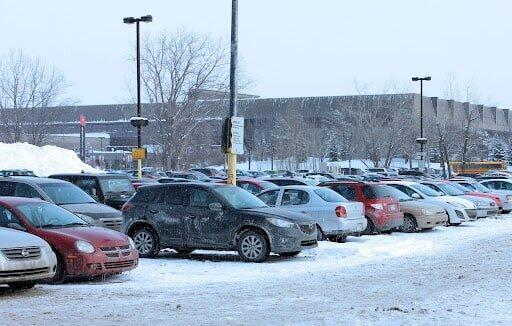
[122,183,318,262]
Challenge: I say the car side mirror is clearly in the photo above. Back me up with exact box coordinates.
[411,193,421,199]
[208,202,223,212]
[7,222,26,232]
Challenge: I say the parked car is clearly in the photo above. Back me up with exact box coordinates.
[456,179,512,213]
[264,177,319,187]
[156,177,191,184]
[383,180,471,225]
[131,177,159,190]
[168,171,211,182]
[215,178,279,195]
[0,177,124,231]
[421,181,497,218]
[190,168,225,178]
[122,183,318,262]
[480,179,512,196]
[447,180,503,211]
[0,226,57,290]
[49,173,136,210]
[257,186,366,242]
[319,181,404,234]
[376,184,447,232]
[0,197,138,283]
[247,171,270,179]
[0,169,37,177]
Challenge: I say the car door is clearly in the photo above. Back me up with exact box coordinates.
[280,189,313,215]
[148,186,186,248]
[184,187,230,248]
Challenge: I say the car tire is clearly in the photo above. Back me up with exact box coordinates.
[279,251,301,257]
[362,217,375,235]
[49,251,66,284]
[316,225,325,241]
[237,230,270,263]
[7,281,36,290]
[399,214,417,233]
[327,235,347,243]
[175,248,195,255]
[131,226,160,258]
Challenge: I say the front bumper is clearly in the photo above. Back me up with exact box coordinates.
[0,250,57,284]
[465,209,478,221]
[65,248,139,277]
[416,212,448,229]
[270,224,318,253]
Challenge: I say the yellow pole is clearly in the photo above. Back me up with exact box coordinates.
[137,159,142,179]
[227,152,237,185]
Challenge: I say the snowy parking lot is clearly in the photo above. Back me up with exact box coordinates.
[2,217,512,325]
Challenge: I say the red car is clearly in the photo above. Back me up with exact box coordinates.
[0,197,138,283]
[214,178,279,195]
[319,181,404,234]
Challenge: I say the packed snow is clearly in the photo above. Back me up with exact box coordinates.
[1,217,512,325]
[0,142,102,176]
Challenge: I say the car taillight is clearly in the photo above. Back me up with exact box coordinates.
[335,206,347,218]
[121,202,135,212]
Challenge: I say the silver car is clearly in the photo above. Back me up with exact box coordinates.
[258,185,366,242]
[0,227,57,290]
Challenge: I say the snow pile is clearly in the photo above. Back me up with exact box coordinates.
[0,142,103,176]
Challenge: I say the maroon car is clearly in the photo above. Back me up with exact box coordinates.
[214,178,279,195]
[0,197,138,283]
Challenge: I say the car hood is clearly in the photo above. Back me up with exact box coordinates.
[241,207,313,223]
[60,203,122,219]
[0,227,49,249]
[438,195,476,209]
[461,195,495,205]
[40,226,130,247]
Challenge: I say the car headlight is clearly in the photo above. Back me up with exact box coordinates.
[75,240,95,254]
[75,213,96,225]
[128,237,136,249]
[266,217,295,228]
[370,203,384,210]
[421,209,434,215]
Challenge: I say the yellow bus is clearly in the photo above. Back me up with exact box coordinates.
[449,161,507,174]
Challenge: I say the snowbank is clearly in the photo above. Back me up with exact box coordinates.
[0,142,103,176]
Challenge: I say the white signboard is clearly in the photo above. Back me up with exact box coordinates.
[229,117,244,154]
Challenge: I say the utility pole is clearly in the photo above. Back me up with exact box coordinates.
[227,0,238,185]
[412,76,431,172]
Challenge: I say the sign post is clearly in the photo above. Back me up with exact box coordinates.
[79,115,87,161]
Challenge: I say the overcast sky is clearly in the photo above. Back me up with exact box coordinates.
[0,0,510,107]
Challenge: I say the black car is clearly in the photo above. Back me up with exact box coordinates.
[49,173,136,210]
[0,177,124,231]
[122,183,318,262]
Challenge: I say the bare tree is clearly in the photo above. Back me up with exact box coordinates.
[0,49,67,145]
[139,29,230,169]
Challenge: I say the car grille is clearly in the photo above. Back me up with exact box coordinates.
[100,245,132,258]
[1,247,41,260]
[299,223,316,235]
[100,218,123,231]
[465,209,477,219]
[301,239,317,247]
[0,267,50,278]
[104,260,136,269]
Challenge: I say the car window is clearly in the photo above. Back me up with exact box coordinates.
[238,182,261,195]
[38,183,96,204]
[189,188,217,207]
[0,182,15,196]
[257,190,279,207]
[392,184,417,197]
[482,181,496,189]
[75,177,100,197]
[499,181,512,190]
[314,188,347,202]
[0,206,22,227]
[13,183,42,199]
[132,187,164,203]
[281,189,310,206]
[332,185,356,201]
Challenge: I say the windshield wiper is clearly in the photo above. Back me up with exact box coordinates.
[39,224,65,228]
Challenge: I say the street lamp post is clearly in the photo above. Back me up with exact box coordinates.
[123,15,152,179]
[412,76,431,171]
[226,0,238,185]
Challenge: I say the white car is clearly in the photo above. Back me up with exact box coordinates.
[453,180,512,213]
[383,181,474,224]
[0,227,57,290]
[257,185,366,242]
[479,179,512,212]
[421,181,497,218]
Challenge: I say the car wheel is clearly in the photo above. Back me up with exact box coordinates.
[399,214,417,233]
[362,217,375,235]
[279,251,301,257]
[327,235,347,243]
[237,230,270,263]
[49,251,66,284]
[316,225,325,241]
[7,281,36,290]
[175,248,195,255]
[131,226,160,258]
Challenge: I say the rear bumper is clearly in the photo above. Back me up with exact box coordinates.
[416,213,448,229]
[372,211,404,231]
[322,216,367,236]
[65,249,139,277]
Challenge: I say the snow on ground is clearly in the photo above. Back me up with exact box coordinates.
[1,217,512,325]
[0,142,102,176]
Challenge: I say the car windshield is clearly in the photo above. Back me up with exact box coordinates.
[17,202,88,228]
[410,183,442,197]
[213,186,267,209]
[436,183,465,196]
[449,182,471,193]
[98,177,135,194]
[39,183,96,205]
[363,185,413,201]
[468,182,491,193]
[314,188,348,202]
